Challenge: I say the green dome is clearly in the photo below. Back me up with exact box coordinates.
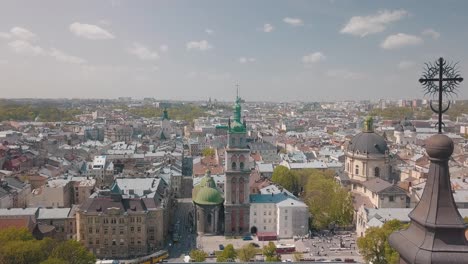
[230,120,246,133]
[193,187,224,205]
[199,174,216,188]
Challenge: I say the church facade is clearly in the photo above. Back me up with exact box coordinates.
[192,95,251,236]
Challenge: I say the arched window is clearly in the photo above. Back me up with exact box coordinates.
[239,178,245,203]
[374,167,380,177]
[355,165,359,175]
[232,162,237,170]
[240,162,245,170]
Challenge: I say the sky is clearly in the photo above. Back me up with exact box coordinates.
[0,0,468,102]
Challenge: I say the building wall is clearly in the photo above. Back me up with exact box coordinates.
[250,203,277,233]
[29,183,71,208]
[77,209,162,259]
[277,205,308,238]
[345,153,390,182]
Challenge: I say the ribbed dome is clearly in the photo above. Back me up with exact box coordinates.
[193,187,224,205]
[348,132,388,155]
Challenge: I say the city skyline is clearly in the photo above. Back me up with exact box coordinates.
[1,0,468,101]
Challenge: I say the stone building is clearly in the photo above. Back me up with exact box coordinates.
[344,117,406,209]
[394,118,417,145]
[193,170,224,235]
[224,95,251,236]
[77,178,170,259]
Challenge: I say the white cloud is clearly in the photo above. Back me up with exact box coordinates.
[10,27,37,40]
[159,44,169,53]
[128,42,159,60]
[239,57,256,64]
[263,23,274,33]
[8,40,44,56]
[186,40,212,51]
[398,60,415,70]
[381,33,423,49]
[1,27,37,40]
[69,22,115,40]
[326,69,366,80]
[422,28,440,39]
[341,9,408,37]
[49,48,86,64]
[0,32,11,39]
[0,59,7,65]
[283,17,303,26]
[302,52,326,64]
[205,28,214,35]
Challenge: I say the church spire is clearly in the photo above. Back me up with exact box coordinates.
[162,108,170,120]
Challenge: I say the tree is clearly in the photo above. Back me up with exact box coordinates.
[237,243,257,262]
[464,217,468,224]
[202,148,215,157]
[262,242,280,262]
[49,240,95,264]
[0,228,95,264]
[271,165,298,194]
[40,258,69,264]
[190,249,208,262]
[293,252,303,262]
[357,220,407,264]
[217,244,237,262]
[304,170,353,229]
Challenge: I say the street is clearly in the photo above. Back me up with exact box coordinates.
[167,198,196,263]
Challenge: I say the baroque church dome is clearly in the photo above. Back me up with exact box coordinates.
[193,170,224,205]
[347,116,389,155]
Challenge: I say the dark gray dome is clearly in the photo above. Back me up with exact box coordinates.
[348,132,389,155]
[395,124,404,132]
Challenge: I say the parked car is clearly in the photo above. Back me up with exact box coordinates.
[242,235,253,241]
[250,242,260,248]
[219,244,224,250]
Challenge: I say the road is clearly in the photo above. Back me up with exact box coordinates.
[167,198,196,262]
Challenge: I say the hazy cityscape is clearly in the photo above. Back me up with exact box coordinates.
[1,1,468,264]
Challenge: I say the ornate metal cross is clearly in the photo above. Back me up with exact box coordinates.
[419,57,463,133]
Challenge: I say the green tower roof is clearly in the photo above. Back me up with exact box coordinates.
[192,170,224,205]
[162,108,170,120]
[229,95,246,133]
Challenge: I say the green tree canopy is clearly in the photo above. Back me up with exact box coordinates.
[217,244,237,262]
[262,242,280,262]
[271,165,298,194]
[202,148,215,157]
[190,249,208,262]
[0,227,95,264]
[303,170,353,229]
[237,243,257,262]
[357,219,408,264]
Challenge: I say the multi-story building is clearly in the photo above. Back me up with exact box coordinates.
[29,178,72,208]
[77,178,170,259]
[249,192,309,239]
[224,95,251,236]
[37,207,77,240]
[87,155,114,188]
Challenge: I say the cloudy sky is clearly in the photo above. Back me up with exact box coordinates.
[0,0,467,101]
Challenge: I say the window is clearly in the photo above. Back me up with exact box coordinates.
[389,196,394,202]
[88,227,92,234]
[130,226,134,232]
[137,226,141,233]
[240,162,244,170]
[374,167,380,177]
[264,212,266,216]
[232,162,237,170]
[355,165,359,175]
[254,212,256,216]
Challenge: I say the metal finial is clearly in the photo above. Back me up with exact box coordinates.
[419,57,463,133]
